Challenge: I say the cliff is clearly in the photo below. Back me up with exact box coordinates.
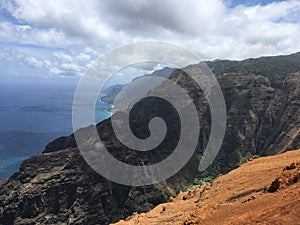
[0,53,299,224]
[0,148,167,225]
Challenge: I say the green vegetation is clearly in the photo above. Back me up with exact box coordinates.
[240,152,260,165]
[186,176,214,191]
[185,159,222,191]
[206,52,300,80]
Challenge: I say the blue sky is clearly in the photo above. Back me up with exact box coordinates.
[228,0,286,6]
[0,0,300,81]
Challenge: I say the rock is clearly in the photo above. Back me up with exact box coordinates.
[0,149,167,225]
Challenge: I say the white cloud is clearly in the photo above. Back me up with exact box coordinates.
[236,0,300,22]
[0,0,300,77]
[77,53,91,62]
[0,21,72,47]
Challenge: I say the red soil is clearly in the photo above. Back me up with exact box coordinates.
[113,149,300,225]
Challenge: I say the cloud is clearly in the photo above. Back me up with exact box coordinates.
[97,0,227,36]
[0,21,72,48]
[0,0,300,78]
[1,0,128,46]
[0,44,92,77]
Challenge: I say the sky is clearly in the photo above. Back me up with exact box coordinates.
[0,0,300,82]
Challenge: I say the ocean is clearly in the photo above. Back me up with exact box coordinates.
[0,83,112,179]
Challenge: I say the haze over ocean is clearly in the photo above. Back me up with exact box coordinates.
[0,78,112,179]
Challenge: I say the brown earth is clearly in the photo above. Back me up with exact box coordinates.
[113,149,300,225]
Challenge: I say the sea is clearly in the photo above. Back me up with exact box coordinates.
[0,81,112,179]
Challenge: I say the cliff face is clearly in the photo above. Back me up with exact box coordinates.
[44,70,300,169]
[219,72,300,157]
[0,148,166,225]
[0,54,299,225]
[166,70,300,173]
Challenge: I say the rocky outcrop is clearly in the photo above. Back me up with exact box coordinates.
[267,161,300,193]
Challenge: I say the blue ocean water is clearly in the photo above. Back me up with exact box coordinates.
[0,84,112,179]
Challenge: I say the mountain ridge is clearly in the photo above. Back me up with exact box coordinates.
[0,52,299,224]
[101,52,300,105]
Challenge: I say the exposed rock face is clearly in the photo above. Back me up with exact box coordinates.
[0,148,166,225]
[166,70,300,172]
[220,72,300,158]
[0,54,300,224]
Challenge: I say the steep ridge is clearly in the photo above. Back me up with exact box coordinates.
[114,149,300,225]
[168,70,300,172]
[43,70,300,171]
[0,148,167,225]
[101,67,174,104]
[0,53,299,224]
[206,52,300,80]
